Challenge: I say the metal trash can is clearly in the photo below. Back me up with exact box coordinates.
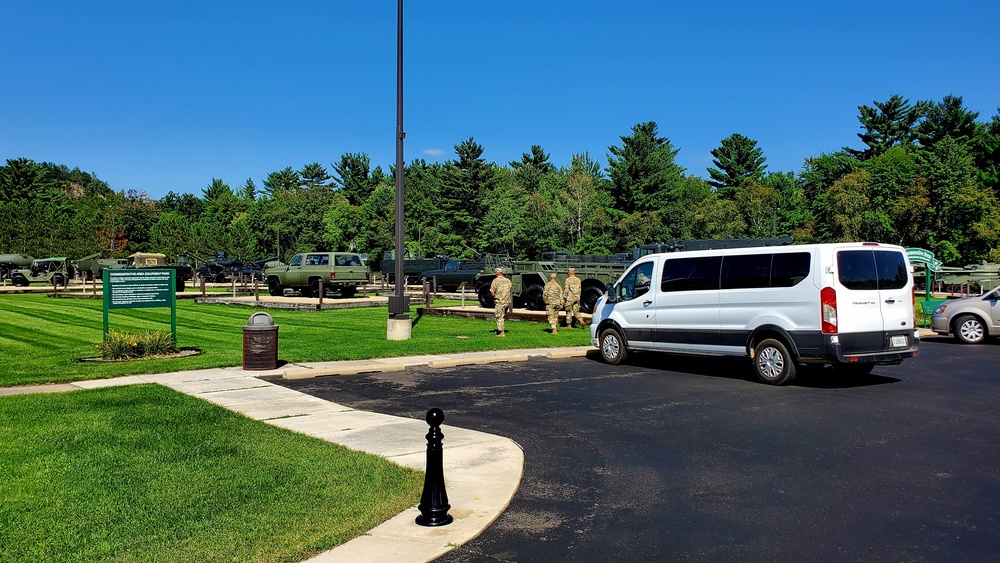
[242,312,278,370]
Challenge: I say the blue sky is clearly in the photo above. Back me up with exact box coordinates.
[2,1,997,199]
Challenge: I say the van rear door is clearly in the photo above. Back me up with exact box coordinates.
[834,247,913,349]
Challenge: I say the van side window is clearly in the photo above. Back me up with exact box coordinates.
[618,261,654,301]
[721,254,771,289]
[661,257,721,292]
[771,252,810,287]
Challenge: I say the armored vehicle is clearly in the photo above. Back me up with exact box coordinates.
[74,253,127,280]
[10,257,75,287]
[474,254,626,313]
[264,252,369,297]
[421,258,484,290]
[126,253,193,292]
[0,254,33,281]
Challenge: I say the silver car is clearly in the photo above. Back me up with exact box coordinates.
[931,284,1000,344]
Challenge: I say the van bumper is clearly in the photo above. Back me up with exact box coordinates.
[823,332,920,365]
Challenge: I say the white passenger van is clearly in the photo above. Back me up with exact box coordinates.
[589,242,920,385]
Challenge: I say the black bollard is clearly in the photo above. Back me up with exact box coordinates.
[415,408,454,527]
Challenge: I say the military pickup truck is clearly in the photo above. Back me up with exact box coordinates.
[264,252,369,298]
[421,258,484,290]
[9,257,76,287]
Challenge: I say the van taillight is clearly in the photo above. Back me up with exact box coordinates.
[821,287,838,334]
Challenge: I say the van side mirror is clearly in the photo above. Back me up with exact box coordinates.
[605,282,619,303]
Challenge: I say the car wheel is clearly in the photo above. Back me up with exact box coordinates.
[52,274,66,287]
[12,274,29,287]
[954,314,986,344]
[753,338,796,385]
[599,328,628,365]
[580,286,604,314]
[477,283,495,308]
[267,278,283,297]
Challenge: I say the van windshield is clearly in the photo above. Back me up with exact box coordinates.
[837,250,908,290]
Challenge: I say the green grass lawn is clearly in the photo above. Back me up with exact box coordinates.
[0,294,590,387]
[0,384,423,563]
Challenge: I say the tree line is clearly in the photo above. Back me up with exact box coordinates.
[2,93,998,269]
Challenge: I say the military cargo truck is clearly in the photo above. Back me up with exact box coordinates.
[264,251,369,297]
[0,254,33,281]
[379,250,447,284]
[10,257,75,287]
[421,258,484,290]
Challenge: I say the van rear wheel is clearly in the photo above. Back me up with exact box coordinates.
[599,328,627,365]
[753,338,796,385]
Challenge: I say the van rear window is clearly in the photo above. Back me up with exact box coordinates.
[837,250,908,290]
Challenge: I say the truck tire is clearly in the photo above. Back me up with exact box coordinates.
[580,286,604,314]
[477,283,495,308]
[51,273,66,287]
[309,279,323,298]
[267,278,283,297]
[12,274,29,287]
[524,284,545,311]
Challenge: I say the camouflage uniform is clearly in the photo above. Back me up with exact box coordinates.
[543,275,563,333]
[562,270,586,328]
[490,272,513,335]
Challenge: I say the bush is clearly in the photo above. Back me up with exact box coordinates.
[98,329,176,360]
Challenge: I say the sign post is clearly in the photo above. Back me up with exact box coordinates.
[103,269,177,344]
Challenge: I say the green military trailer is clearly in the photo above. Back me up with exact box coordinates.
[264,251,369,298]
[9,257,75,287]
[1,253,33,282]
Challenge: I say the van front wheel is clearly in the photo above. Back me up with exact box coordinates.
[599,328,627,365]
[753,338,796,385]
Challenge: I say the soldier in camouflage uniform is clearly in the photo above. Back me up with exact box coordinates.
[562,267,586,329]
[490,267,513,337]
[543,272,563,334]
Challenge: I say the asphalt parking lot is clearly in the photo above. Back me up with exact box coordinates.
[274,337,1000,562]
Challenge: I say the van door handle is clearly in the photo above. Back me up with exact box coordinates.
[884,298,896,304]
[643,300,652,306]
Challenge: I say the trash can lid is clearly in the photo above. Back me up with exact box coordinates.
[244,312,277,329]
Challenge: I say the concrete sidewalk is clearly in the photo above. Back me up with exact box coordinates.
[2,346,592,562]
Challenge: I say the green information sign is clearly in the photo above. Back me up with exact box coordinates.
[905,247,940,300]
[103,269,177,341]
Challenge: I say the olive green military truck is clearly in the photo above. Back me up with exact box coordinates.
[126,252,193,292]
[74,253,128,280]
[9,257,75,287]
[264,252,369,297]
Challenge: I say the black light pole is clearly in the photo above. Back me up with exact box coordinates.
[389,0,410,325]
